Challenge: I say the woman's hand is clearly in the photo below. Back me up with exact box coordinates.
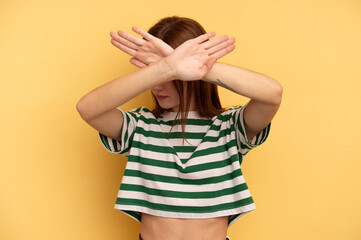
[164,32,236,81]
[110,27,173,68]
[110,27,235,70]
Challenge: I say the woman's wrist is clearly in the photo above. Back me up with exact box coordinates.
[157,57,177,82]
[202,62,222,83]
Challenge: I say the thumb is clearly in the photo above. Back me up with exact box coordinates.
[204,57,217,71]
[130,57,147,68]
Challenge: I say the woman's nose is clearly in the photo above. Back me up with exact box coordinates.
[151,84,164,91]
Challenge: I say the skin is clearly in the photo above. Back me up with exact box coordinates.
[141,213,229,240]
[152,80,198,112]
[151,81,181,111]
[77,25,282,240]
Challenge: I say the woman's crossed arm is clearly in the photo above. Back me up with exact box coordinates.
[76,31,235,140]
[110,27,283,141]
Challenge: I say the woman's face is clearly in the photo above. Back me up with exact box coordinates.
[151,81,180,112]
[151,81,196,112]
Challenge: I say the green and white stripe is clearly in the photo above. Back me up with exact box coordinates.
[99,102,271,227]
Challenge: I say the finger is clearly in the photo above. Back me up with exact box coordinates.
[110,31,139,51]
[210,44,236,60]
[207,37,235,55]
[111,39,137,56]
[132,26,155,41]
[111,31,142,50]
[117,30,146,46]
[202,35,229,50]
[194,32,216,44]
[130,57,147,68]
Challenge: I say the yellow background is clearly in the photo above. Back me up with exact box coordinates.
[1,0,360,239]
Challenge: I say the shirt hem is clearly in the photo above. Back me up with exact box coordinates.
[114,203,256,227]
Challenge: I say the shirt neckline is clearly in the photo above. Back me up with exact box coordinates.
[162,110,201,118]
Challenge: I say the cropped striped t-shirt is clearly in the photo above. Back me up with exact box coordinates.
[99,101,271,227]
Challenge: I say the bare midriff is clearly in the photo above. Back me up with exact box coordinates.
[140,213,229,240]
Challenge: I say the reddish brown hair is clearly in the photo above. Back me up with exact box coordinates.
[148,16,225,138]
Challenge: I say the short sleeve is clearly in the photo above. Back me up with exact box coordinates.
[98,107,144,156]
[231,101,271,156]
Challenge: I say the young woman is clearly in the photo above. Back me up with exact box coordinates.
[77,16,282,240]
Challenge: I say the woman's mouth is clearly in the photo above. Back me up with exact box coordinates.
[156,95,168,100]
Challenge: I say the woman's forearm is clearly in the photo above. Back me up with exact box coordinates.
[203,62,283,105]
[76,59,173,120]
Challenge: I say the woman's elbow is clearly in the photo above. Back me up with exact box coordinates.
[271,82,283,105]
[76,98,92,121]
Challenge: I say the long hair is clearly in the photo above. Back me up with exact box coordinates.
[148,16,226,139]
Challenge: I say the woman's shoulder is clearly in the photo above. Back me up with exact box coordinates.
[224,105,244,112]
[117,106,156,121]
[121,106,152,114]
[214,105,244,117]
